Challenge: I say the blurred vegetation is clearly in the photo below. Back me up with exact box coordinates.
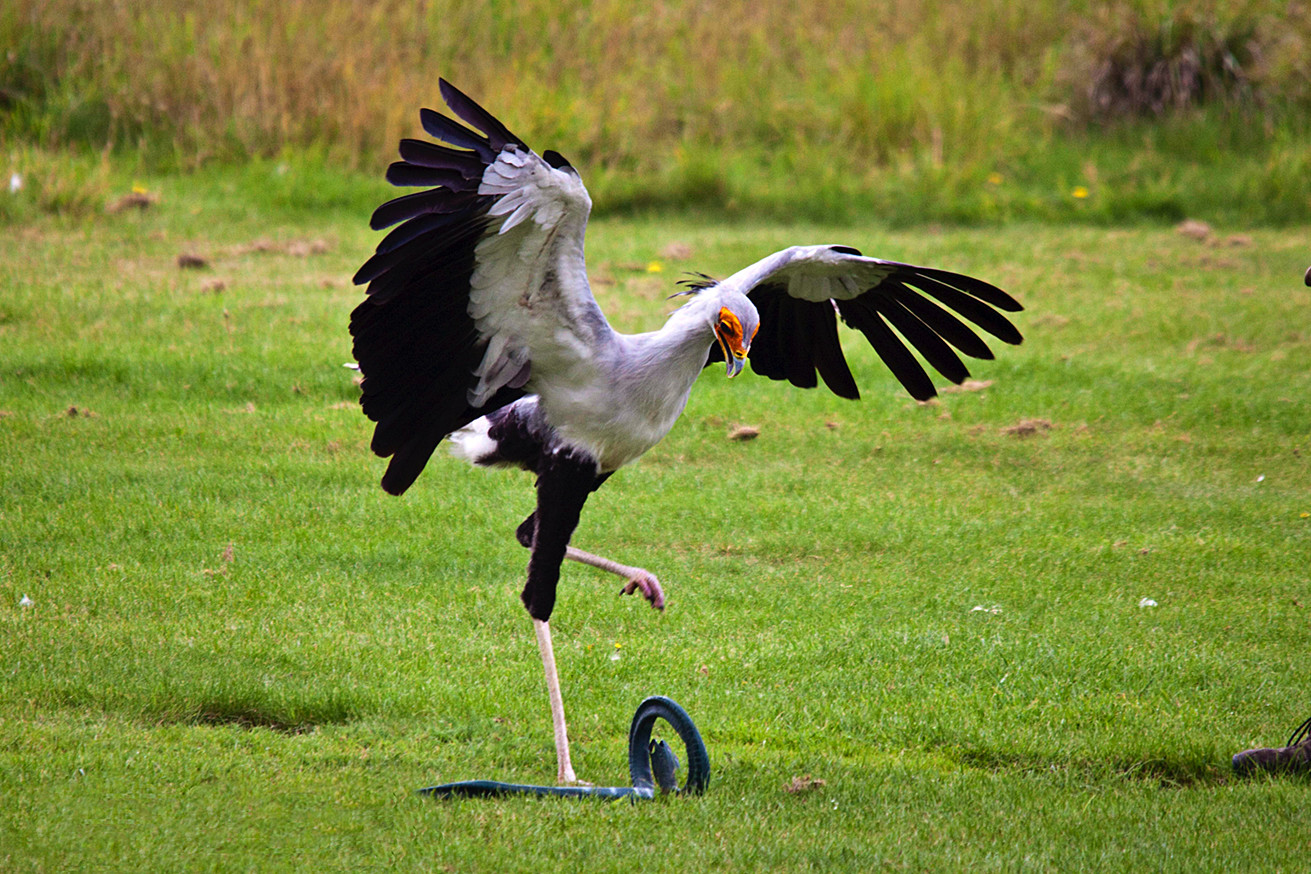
[2,0,1310,224]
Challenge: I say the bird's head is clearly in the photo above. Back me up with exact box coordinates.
[712,292,759,378]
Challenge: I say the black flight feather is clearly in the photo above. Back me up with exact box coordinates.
[912,265,1022,312]
[373,209,475,257]
[368,188,482,231]
[741,285,784,377]
[396,139,486,178]
[884,283,996,360]
[837,297,936,400]
[351,82,543,496]
[353,212,486,290]
[731,287,858,398]
[899,272,1023,345]
[868,295,971,384]
[419,108,495,159]
[385,161,470,190]
[438,79,521,152]
[805,302,860,399]
[543,150,573,170]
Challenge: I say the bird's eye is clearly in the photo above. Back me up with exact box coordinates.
[718,319,736,336]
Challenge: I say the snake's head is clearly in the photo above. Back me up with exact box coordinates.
[649,739,681,794]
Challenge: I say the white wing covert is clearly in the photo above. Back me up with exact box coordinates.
[349,79,608,495]
[467,144,608,407]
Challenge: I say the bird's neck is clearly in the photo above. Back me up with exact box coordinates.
[545,293,718,473]
[614,293,719,408]
[653,292,721,368]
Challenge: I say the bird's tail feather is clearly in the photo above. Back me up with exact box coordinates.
[448,417,499,466]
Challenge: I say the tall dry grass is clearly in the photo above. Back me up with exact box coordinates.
[8,0,1299,161]
[2,0,1309,222]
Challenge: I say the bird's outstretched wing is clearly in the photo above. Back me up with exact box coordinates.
[706,245,1023,401]
[350,80,610,495]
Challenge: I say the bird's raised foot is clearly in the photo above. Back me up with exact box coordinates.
[620,571,665,611]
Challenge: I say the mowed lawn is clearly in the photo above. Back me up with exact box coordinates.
[2,178,1309,871]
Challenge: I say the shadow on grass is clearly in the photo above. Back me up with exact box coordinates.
[39,677,362,736]
[149,694,358,736]
[188,705,330,735]
[950,745,1232,789]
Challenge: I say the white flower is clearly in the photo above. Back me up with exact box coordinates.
[1138,597,1158,608]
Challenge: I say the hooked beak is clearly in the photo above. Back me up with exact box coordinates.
[715,330,748,378]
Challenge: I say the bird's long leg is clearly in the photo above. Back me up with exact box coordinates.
[520,446,600,784]
[533,617,579,784]
[565,546,665,610]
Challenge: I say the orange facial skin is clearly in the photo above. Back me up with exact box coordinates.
[715,307,755,377]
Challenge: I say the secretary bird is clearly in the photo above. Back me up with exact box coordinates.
[349,80,1023,783]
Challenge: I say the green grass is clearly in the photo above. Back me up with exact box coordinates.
[2,174,1310,871]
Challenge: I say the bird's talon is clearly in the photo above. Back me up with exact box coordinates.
[620,573,665,610]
